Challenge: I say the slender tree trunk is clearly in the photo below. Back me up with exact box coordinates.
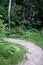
[8,0,12,30]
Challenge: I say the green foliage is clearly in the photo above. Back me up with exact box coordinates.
[9,28,43,48]
[0,41,26,65]
[0,57,7,65]
[14,26,25,35]
[40,28,43,36]
[11,0,43,29]
[0,0,43,29]
[22,29,43,49]
[11,3,22,26]
[8,26,25,38]
[0,19,6,37]
[0,20,5,30]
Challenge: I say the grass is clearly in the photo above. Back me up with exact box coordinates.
[20,30,43,49]
[8,29,43,49]
[0,40,26,65]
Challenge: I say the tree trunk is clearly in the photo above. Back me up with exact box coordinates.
[8,0,12,30]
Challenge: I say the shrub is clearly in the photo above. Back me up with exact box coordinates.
[0,42,26,65]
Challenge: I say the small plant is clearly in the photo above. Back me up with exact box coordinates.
[0,19,7,38]
[0,41,26,65]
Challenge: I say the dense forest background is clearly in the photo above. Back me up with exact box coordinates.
[0,0,43,30]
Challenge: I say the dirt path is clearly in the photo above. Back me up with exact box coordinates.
[3,38,43,65]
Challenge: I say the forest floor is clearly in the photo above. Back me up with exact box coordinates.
[3,38,43,65]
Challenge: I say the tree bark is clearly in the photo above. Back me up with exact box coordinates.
[8,0,12,30]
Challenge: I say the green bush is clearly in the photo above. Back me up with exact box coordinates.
[0,41,26,65]
[11,26,25,35]
[0,19,7,38]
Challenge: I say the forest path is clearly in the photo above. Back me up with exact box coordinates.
[3,38,43,65]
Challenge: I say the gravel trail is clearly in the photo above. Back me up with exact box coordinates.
[3,38,43,65]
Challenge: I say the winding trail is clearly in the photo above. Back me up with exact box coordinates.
[3,38,43,65]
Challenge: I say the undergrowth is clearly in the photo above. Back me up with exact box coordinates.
[0,40,26,65]
[8,27,43,49]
